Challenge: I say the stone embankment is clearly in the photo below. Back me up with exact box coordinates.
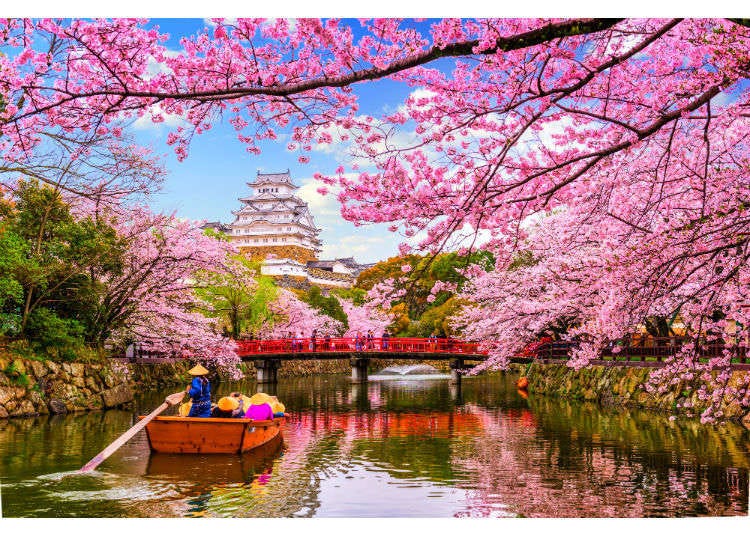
[0,356,198,418]
[0,357,132,418]
[512,362,750,426]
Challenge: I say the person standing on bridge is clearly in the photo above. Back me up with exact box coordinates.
[311,329,318,351]
[355,331,363,351]
[185,364,212,418]
[285,331,293,352]
[382,330,390,350]
[292,332,300,352]
[366,329,374,350]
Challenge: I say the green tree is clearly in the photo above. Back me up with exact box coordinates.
[195,255,279,338]
[405,297,465,337]
[297,285,348,331]
[1,180,127,350]
[355,251,494,332]
[0,227,26,335]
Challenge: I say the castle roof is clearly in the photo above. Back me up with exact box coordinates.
[246,169,297,188]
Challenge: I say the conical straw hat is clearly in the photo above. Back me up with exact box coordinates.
[218,396,239,411]
[249,392,272,405]
[188,364,209,376]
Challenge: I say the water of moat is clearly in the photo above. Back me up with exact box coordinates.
[1,371,748,518]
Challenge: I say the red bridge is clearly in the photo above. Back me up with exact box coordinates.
[116,336,750,385]
[235,336,487,384]
[235,336,483,357]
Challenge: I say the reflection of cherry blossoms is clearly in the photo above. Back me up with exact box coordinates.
[453,403,748,517]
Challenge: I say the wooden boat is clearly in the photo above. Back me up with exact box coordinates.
[141,415,284,454]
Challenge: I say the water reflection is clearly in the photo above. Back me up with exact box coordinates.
[0,373,748,517]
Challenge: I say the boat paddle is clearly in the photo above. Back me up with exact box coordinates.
[79,390,186,473]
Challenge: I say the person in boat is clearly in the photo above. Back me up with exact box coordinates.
[211,395,246,418]
[185,364,212,418]
[245,401,274,421]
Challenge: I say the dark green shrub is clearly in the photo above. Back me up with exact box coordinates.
[26,308,84,351]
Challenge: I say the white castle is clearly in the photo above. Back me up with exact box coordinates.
[204,170,372,288]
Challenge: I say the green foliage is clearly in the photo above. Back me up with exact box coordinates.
[0,229,26,335]
[0,180,126,355]
[355,250,494,335]
[195,255,279,338]
[3,362,30,387]
[330,287,367,306]
[403,297,464,337]
[26,307,85,350]
[297,286,349,331]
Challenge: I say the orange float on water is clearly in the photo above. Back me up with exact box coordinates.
[516,376,529,390]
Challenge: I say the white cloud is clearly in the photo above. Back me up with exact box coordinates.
[132,104,189,131]
[292,173,398,263]
[142,50,181,81]
[203,18,238,28]
[295,177,343,224]
[319,235,388,260]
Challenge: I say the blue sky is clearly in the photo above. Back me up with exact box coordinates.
[132,18,425,264]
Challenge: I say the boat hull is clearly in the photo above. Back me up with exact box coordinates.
[142,416,283,454]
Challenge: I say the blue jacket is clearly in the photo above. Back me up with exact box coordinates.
[187,376,211,417]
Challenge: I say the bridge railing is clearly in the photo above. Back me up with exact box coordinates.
[235,337,483,356]
[532,337,749,364]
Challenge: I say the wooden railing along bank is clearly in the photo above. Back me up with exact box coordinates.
[531,337,749,365]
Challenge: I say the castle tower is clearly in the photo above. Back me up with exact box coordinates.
[228,170,322,264]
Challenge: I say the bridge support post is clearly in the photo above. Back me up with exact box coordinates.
[350,356,369,383]
[449,358,463,385]
[449,381,462,403]
[254,359,281,384]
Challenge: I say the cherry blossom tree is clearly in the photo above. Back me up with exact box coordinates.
[263,289,342,338]
[2,18,750,414]
[337,297,393,337]
[453,206,750,422]
[98,206,242,377]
